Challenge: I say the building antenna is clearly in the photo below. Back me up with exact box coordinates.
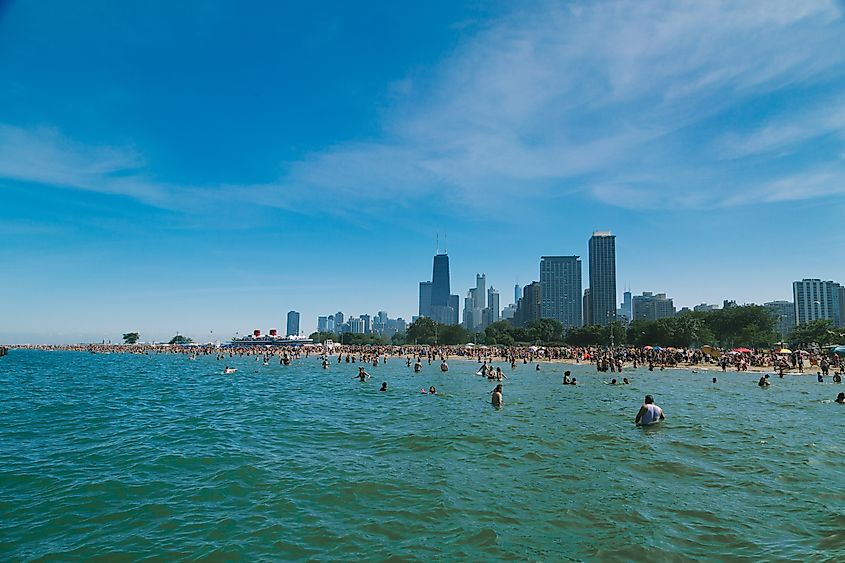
[436,233,439,254]
[444,233,448,254]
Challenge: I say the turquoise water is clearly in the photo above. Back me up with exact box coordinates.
[1,350,844,561]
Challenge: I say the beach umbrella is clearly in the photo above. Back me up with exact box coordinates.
[832,346,845,356]
[731,347,752,353]
[653,346,663,351]
[777,348,792,354]
[701,345,720,359]
[643,345,653,350]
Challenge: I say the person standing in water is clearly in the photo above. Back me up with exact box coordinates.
[354,367,371,382]
[491,384,503,407]
[635,395,664,425]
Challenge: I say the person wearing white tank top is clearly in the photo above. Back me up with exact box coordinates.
[635,395,665,425]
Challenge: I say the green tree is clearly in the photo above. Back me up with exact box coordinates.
[527,319,564,343]
[706,305,776,348]
[406,317,437,344]
[122,332,140,344]
[308,331,337,343]
[169,334,192,345]
[391,332,407,345]
[485,321,515,346]
[789,319,845,347]
[565,325,605,346]
[438,324,471,345]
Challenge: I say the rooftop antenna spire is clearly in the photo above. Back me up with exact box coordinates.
[444,233,448,254]
[436,233,439,254]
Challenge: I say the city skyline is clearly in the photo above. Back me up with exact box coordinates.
[2,1,845,343]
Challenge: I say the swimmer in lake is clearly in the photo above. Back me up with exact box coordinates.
[758,374,770,387]
[622,378,630,384]
[414,359,422,373]
[429,386,437,395]
[354,367,371,382]
[223,366,237,374]
[563,370,571,385]
[380,382,387,392]
[635,395,665,426]
[491,384,503,407]
[440,361,448,372]
[836,392,845,404]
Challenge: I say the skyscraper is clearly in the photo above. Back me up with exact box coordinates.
[514,284,520,306]
[475,274,486,310]
[539,256,582,328]
[793,279,843,327]
[487,287,500,324]
[622,291,632,321]
[514,282,541,327]
[419,281,432,318]
[431,254,451,307]
[583,289,592,326]
[286,310,300,336]
[419,252,459,325]
[589,231,617,326]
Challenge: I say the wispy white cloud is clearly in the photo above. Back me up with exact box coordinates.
[269,0,845,209]
[0,124,173,205]
[2,0,845,212]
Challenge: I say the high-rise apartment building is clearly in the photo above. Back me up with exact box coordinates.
[539,255,582,328]
[589,231,617,326]
[793,279,843,327]
[764,300,796,338]
[632,292,676,321]
[317,316,329,333]
[286,310,300,336]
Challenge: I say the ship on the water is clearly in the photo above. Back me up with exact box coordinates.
[227,329,312,348]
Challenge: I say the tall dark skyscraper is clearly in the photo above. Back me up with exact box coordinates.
[286,310,300,336]
[514,281,541,327]
[431,253,451,307]
[589,231,617,326]
[419,252,459,325]
[540,256,582,328]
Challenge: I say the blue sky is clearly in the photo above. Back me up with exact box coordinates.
[2,0,845,343]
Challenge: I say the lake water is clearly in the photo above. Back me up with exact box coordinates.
[1,350,844,561]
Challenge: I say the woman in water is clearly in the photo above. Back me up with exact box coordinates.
[836,392,845,404]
